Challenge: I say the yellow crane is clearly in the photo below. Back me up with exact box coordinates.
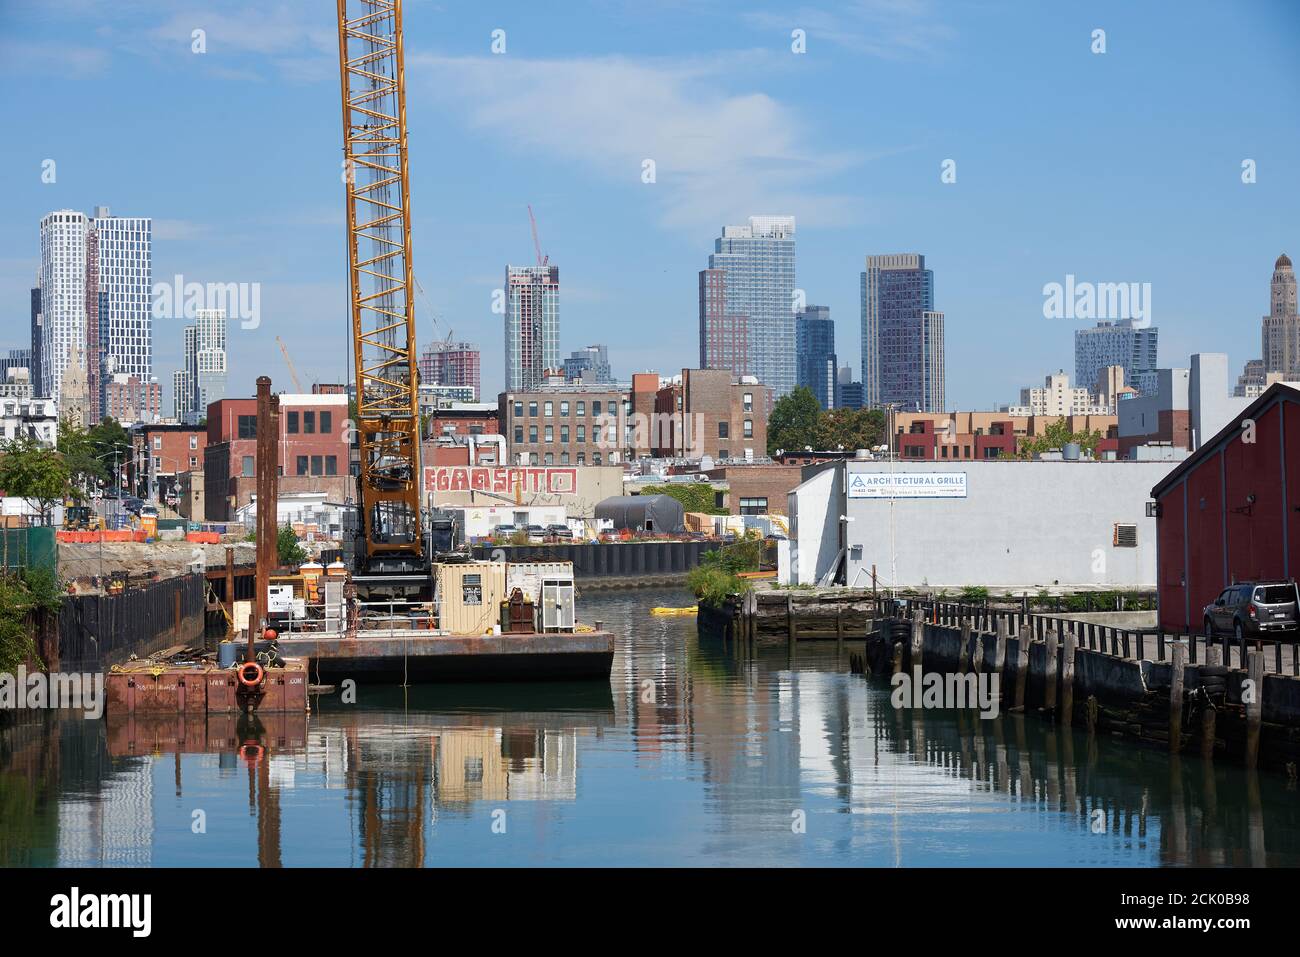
[336,0,424,573]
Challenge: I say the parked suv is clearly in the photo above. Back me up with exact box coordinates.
[1203,580,1300,641]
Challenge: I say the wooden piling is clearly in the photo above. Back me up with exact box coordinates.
[1043,629,1059,716]
[972,623,986,675]
[1014,624,1030,710]
[1246,649,1263,769]
[1061,629,1076,722]
[910,607,924,672]
[958,620,971,673]
[1169,642,1186,753]
[994,615,1008,679]
[1202,644,1221,760]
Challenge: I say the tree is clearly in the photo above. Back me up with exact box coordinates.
[1016,418,1104,460]
[640,483,727,515]
[766,386,822,456]
[813,407,885,451]
[0,436,70,524]
[57,417,104,500]
[88,417,131,493]
[276,524,308,567]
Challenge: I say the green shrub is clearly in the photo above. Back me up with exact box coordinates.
[958,585,989,603]
[687,565,749,606]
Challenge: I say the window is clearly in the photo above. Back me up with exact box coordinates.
[560,452,569,464]
[593,452,602,465]
[529,425,538,443]
[739,497,768,515]
[576,401,585,417]
[311,455,323,476]
[529,452,539,465]
[743,392,753,412]
[189,456,198,468]
[153,456,160,469]
[237,415,256,439]
[287,411,299,434]
[718,449,728,459]
[514,426,524,444]
[577,452,585,465]
[189,435,198,450]
[304,411,316,434]
[153,436,161,450]
[544,452,554,465]
[320,411,332,434]
[560,401,569,416]
[241,455,254,477]
[577,425,586,443]
[608,401,616,416]
[718,422,729,438]
[1113,523,1138,547]
[326,456,337,476]
[544,425,553,443]
[296,455,308,476]
[544,401,553,417]
[514,401,524,418]
[528,401,538,417]
[743,419,753,439]
[560,425,569,443]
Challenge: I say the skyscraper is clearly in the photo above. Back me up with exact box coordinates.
[861,253,946,412]
[419,339,481,400]
[38,210,88,407]
[504,265,559,392]
[1074,319,1159,399]
[795,305,836,409]
[174,309,227,424]
[29,285,42,396]
[91,207,153,387]
[37,206,152,416]
[1262,253,1299,379]
[699,216,796,400]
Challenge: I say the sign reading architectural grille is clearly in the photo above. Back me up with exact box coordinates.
[847,471,968,499]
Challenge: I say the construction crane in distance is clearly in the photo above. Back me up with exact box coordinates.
[336,0,425,579]
[528,204,548,267]
[275,336,305,393]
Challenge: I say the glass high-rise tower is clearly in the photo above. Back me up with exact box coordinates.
[861,253,945,412]
[699,216,796,400]
[1074,319,1159,398]
[795,305,836,409]
[504,265,559,392]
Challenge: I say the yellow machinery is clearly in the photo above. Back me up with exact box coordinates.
[336,0,424,575]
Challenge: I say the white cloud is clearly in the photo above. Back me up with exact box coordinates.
[409,52,865,231]
[746,0,956,61]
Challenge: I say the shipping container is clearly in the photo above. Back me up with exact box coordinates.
[435,561,506,635]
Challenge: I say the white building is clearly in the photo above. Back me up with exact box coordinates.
[38,210,88,406]
[91,207,153,385]
[0,386,60,446]
[1006,370,1110,417]
[175,308,227,423]
[784,457,1178,590]
[37,207,152,413]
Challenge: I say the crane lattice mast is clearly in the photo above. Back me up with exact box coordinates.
[336,0,423,568]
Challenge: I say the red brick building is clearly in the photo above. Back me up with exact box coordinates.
[654,368,768,461]
[700,463,804,515]
[129,423,207,503]
[203,393,351,520]
[1151,382,1300,631]
[897,418,1019,461]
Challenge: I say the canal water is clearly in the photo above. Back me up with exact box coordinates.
[3,586,1299,867]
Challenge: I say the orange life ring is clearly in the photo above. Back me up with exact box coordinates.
[262,627,278,641]
[237,661,265,689]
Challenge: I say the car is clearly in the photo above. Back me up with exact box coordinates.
[545,523,573,540]
[140,503,159,519]
[122,497,144,515]
[491,524,518,537]
[522,524,548,542]
[1203,580,1299,642]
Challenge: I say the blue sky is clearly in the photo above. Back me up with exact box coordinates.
[2,0,1298,410]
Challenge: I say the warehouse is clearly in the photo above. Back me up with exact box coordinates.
[784,456,1177,591]
[1150,381,1300,631]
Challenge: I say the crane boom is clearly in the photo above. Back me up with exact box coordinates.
[275,336,305,393]
[337,0,424,570]
[527,204,547,267]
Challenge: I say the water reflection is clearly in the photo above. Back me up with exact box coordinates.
[1,587,1298,866]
